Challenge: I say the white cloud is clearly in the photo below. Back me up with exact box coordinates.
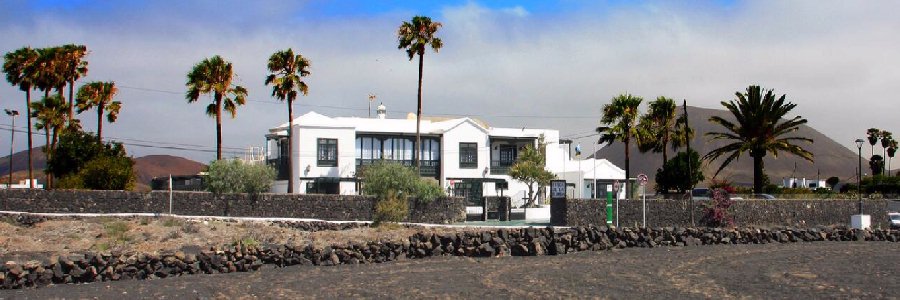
[1,0,899,163]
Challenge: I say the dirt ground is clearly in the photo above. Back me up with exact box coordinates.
[0,215,467,261]
[1,242,897,299]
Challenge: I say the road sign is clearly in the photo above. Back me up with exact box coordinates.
[550,180,567,200]
[637,173,649,186]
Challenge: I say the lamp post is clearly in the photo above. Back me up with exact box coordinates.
[4,109,19,189]
[855,138,864,215]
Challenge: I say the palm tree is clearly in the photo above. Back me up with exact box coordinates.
[31,94,68,188]
[186,55,248,160]
[867,128,880,158]
[265,48,311,194]
[60,44,89,124]
[705,85,814,193]
[3,47,40,188]
[597,93,643,198]
[879,131,892,176]
[35,47,66,100]
[887,139,897,177]
[76,81,121,143]
[397,15,443,170]
[636,96,693,164]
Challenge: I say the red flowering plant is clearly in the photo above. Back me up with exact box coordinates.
[701,188,734,227]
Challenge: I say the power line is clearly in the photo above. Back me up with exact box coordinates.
[116,83,599,119]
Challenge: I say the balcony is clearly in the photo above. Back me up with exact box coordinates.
[356,159,440,178]
[490,160,515,175]
[267,158,290,181]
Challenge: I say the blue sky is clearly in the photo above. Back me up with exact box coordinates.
[1,0,898,167]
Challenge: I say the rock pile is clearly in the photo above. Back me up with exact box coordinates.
[2,226,897,289]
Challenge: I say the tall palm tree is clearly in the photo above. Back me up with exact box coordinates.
[186,55,247,160]
[35,47,66,100]
[60,44,89,124]
[636,96,693,164]
[879,131,892,176]
[705,85,814,193]
[397,15,443,170]
[265,48,311,194]
[887,139,897,177]
[867,128,880,159]
[3,47,40,188]
[597,93,643,198]
[31,94,69,188]
[76,81,121,143]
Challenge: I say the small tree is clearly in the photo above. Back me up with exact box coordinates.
[826,176,840,190]
[47,129,134,190]
[655,149,704,193]
[509,145,555,207]
[360,161,443,225]
[869,155,885,177]
[206,159,276,195]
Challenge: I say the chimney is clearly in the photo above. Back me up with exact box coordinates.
[376,103,386,119]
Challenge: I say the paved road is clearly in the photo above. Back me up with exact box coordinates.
[2,242,898,299]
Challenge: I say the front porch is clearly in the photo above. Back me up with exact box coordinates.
[488,137,536,175]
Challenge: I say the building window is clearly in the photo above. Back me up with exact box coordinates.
[499,145,517,164]
[420,139,440,161]
[317,138,338,167]
[459,142,477,168]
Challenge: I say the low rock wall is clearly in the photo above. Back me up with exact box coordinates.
[0,190,465,224]
[552,198,894,228]
[2,225,897,289]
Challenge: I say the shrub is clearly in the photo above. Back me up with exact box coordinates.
[373,189,409,225]
[701,188,734,227]
[206,159,276,195]
[360,161,443,204]
[361,161,444,225]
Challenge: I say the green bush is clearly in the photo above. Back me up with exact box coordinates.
[79,155,135,190]
[361,161,445,225]
[373,189,409,225]
[206,159,276,195]
[360,161,443,204]
[47,130,135,190]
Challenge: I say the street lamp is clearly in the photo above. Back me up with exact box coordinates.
[4,109,19,189]
[855,138,864,214]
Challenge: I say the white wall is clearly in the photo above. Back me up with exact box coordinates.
[294,125,357,194]
[441,120,491,188]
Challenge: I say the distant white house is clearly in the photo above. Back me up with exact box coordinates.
[782,177,827,189]
[0,179,43,189]
[264,104,625,207]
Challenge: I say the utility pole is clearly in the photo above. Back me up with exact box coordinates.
[368,93,376,118]
[5,109,19,189]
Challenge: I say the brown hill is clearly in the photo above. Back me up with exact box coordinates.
[132,155,206,187]
[0,149,205,189]
[591,106,862,188]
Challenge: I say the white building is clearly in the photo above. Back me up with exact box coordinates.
[782,177,827,189]
[0,179,44,189]
[265,106,625,208]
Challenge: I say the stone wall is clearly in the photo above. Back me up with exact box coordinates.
[2,225,897,289]
[0,190,465,224]
[552,198,894,228]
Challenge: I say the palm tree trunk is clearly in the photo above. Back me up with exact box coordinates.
[415,53,424,172]
[25,89,34,189]
[44,128,51,189]
[625,137,630,199]
[753,154,764,193]
[97,103,104,143]
[215,93,223,161]
[287,99,294,194]
[662,134,669,165]
[68,79,74,124]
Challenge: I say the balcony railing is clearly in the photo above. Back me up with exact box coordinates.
[490,160,515,175]
[356,159,440,178]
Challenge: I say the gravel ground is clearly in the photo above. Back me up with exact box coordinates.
[2,242,897,299]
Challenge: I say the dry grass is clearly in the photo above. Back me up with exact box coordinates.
[0,216,471,257]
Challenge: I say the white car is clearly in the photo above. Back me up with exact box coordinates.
[889,212,900,229]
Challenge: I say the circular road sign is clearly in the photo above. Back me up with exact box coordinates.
[637,173,649,186]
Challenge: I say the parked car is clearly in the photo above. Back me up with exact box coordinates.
[749,193,776,200]
[691,188,710,200]
[889,212,900,229]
